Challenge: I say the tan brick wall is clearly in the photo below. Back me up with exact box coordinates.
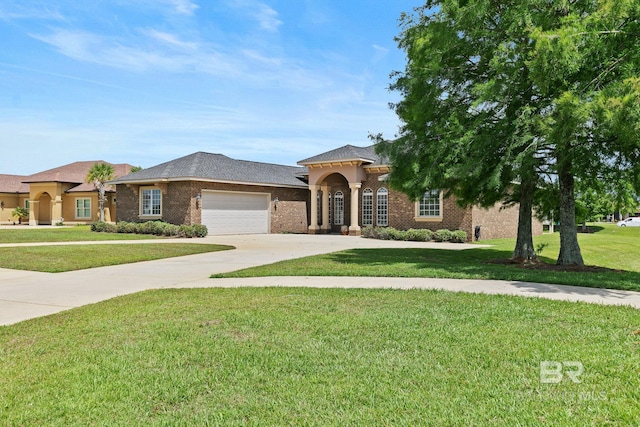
[472,204,544,241]
[271,201,308,233]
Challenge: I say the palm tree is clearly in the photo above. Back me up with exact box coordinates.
[86,163,115,222]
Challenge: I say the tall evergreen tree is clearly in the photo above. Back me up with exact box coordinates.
[378,0,640,265]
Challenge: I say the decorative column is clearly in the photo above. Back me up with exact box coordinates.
[52,196,63,225]
[309,185,320,233]
[29,200,38,226]
[321,184,330,232]
[349,183,362,236]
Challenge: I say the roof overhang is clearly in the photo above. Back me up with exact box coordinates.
[110,176,308,190]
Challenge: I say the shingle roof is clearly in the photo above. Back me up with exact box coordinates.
[297,144,386,165]
[0,174,29,193]
[110,152,308,188]
[22,161,134,193]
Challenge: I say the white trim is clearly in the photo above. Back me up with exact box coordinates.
[74,197,92,219]
[415,190,443,221]
[139,186,162,219]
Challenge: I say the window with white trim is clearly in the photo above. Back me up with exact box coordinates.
[333,191,344,225]
[328,192,332,225]
[141,188,162,216]
[362,188,373,226]
[376,188,388,226]
[75,198,91,219]
[418,190,441,218]
[24,200,30,214]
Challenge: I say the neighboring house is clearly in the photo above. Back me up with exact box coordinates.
[0,174,30,224]
[111,145,543,240]
[0,161,133,225]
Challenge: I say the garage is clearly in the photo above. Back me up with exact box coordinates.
[201,190,270,235]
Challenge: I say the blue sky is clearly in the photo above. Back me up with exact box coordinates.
[0,0,418,175]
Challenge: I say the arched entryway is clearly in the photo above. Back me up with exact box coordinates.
[35,192,52,225]
[315,173,351,233]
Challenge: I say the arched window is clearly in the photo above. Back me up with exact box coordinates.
[376,188,388,226]
[334,191,344,225]
[362,188,373,226]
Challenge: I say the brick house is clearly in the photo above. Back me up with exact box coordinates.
[111,145,542,240]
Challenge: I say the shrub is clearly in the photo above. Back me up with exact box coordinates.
[433,229,454,242]
[92,220,207,238]
[116,221,138,234]
[450,230,468,243]
[406,228,434,242]
[91,222,116,233]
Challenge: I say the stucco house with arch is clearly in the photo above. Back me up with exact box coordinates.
[0,161,133,225]
[111,144,542,240]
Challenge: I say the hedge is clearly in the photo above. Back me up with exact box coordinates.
[361,226,467,243]
[91,221,208,238]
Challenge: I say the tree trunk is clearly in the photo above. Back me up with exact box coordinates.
[557,160,584,265]
[512,177,536,261]
[98,186,105,223]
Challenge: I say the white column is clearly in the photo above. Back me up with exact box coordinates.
[349,183,361,235]
[309,185,320,232]
[321,184,330,231]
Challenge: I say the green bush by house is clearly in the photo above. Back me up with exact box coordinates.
[91,221,208,238]
[361,226,467,243]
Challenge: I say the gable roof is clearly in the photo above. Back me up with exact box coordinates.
[22,161,135,193]
[0,174,29,193]
[110,152,308,188]
[297,144,386,166]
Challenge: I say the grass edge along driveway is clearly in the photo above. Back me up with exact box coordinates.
[213,224,640,292]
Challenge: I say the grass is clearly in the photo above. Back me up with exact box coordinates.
[0,225,233,272]
[0,287,638,425]
[0,244,233,272]
[213,224,640,292]
[0,225,160,243]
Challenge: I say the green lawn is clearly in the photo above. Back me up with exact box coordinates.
[0,225,160,243]
[213,224,640,292]
[0,244,233,272]
[0,287,637,425]
[0,225,233,272]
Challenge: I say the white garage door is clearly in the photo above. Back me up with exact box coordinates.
[201,191,270,235]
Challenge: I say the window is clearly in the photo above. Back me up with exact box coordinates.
[362,188,373,226]
[333,191,344,225]
[75,198,91,219]
[376,188,388,226]
[141,188,162,216]
[317,192,322,226]
[417,190,442,218]
[328,192,332,225]
[24,200,30,214]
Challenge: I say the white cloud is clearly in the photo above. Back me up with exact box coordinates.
[142,29,198,50]
[230,0,282,32]
[166,0,199,15]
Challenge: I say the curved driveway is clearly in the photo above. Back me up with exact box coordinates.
[1,234,639,326]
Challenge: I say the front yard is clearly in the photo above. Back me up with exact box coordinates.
[213,223,640,292]
[0,287,638,425]
[0,226,232,272]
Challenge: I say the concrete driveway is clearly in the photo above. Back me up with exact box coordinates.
[1,234,639,326]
